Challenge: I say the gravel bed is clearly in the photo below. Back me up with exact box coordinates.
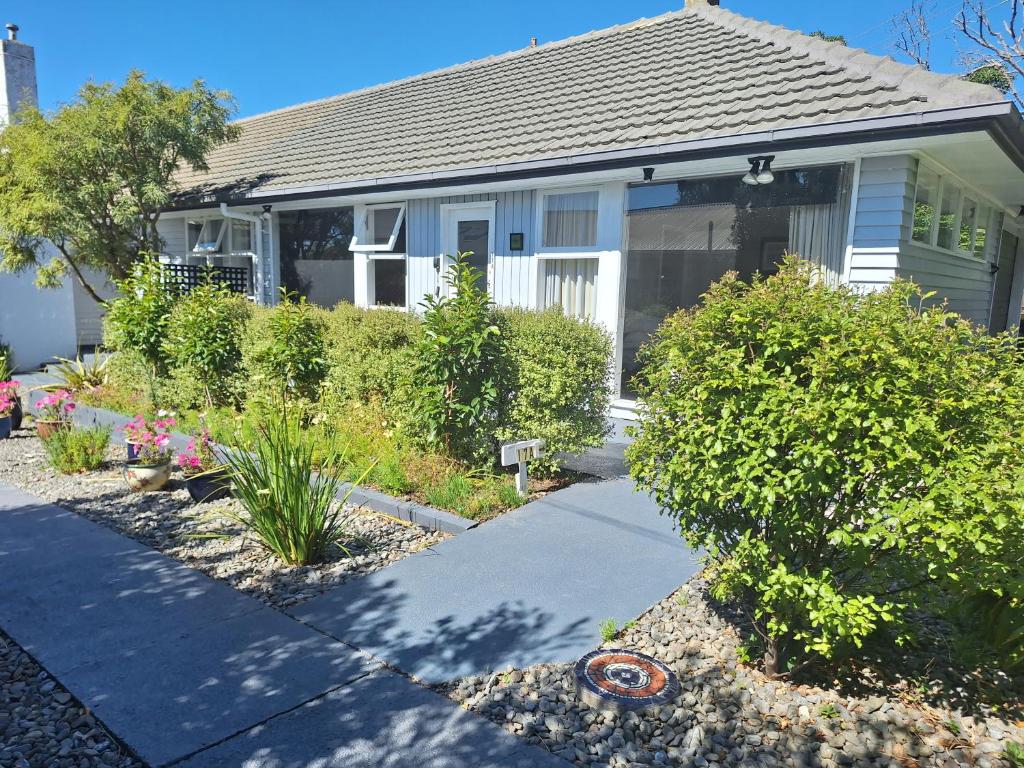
[0,429,449,609]
[0,628,142,768]
[445,580,1024,767]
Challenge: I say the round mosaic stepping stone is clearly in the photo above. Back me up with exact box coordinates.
[574,649,679,713]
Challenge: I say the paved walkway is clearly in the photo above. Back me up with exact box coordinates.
[0,484,563,768]
[292,477,700,683]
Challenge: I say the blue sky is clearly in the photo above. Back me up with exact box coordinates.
[7,1,972,119]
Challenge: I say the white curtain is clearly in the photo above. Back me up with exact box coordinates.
[788,166,852,283]
[544,258,598,320]
[543,191,599,248]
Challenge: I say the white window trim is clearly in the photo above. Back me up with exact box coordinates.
[909,158,1000,263]
[535,186,604,256]
[185,215,256,257]
[350,202,407,252]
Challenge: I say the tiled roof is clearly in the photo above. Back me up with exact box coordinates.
[175,4,1005,197]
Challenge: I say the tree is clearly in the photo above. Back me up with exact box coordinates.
[892,0,934,69]
[956,0,1024,105]
[0,71,239,303]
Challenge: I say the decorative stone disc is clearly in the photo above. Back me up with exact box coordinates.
[574,649,679,713]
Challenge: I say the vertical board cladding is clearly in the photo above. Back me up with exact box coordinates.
[406,190,536,310]
[847,154,998,326]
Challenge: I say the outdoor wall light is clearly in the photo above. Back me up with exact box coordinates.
[261,204,273,220]
[743,155,776,186]
[642,166,655,183]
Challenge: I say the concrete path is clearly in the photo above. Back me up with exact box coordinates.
[292,477,701,684]
[0,484,563,768]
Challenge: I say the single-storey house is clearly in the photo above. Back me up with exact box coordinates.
[161,0,1024,419]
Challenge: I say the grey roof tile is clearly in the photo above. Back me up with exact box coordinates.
[176,6,1005,197]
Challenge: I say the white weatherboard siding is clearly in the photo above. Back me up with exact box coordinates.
[406,191,535,309]
[847,154,998,326]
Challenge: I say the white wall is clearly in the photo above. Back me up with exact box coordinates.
[0,259,77,371]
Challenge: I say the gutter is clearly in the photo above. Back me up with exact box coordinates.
[218,203,263,300]
[168,102,1023,210]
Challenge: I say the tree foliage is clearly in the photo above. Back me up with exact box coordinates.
[103,257,177,374]
[0,71,238,302]
[627,258,1024,675]
[242,291,329,402]
[413,253,502,464]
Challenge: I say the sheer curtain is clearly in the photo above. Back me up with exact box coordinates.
[543,191,599,248]
[544,258,598,320]
[788,165,852,282]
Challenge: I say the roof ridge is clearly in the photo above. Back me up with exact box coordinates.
[686,4,1006,107]
[232,9,690,126]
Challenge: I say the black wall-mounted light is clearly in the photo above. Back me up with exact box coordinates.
[642,167,655,183]
[261,204,273,221]
[742,155,776,186]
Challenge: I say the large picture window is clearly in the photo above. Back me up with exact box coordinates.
[278,206,355,308]
[621,165,851,397]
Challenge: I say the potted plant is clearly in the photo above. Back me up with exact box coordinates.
[122,415,175,492]
[34,390,75,438]
[0,381,22,430]
[178,426,231,502]
[0,390,14,439]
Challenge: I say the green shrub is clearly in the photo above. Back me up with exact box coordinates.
[496,308,612,475]
[412,254,502,464]
[950,591,1024,673]
[163,279,250,407]
[627,258,1024,675]
[599,618,619,642]
[218,404,370,566]
[322,301,420,413]
[42,425,111,473]
[242,291,328,401]
[104,257,177,376]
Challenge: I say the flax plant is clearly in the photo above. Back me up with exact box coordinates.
[219,407,371,566]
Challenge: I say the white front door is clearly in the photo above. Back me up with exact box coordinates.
[441,203,496,295]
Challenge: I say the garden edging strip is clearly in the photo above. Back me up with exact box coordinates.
[29,396,475,535]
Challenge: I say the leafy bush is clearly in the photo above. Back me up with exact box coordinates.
[41,425,111,473]
[104,257,177,375]
[412,254,502,464]
[163,279,250,407]
[627,258,1024,674]
[950,590,1024,673]
[218,405,370,566]
[322,301,420,412]
[496,308,612,475]
[242,291,328,401]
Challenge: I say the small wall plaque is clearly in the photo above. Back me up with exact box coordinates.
[509,233,524,251]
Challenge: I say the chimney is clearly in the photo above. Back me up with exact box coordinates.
[530,36,537,47]
[0,22,38,126]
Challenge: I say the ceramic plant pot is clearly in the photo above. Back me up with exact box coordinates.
[10,398,22,431]
[0,415,10,439]
[35,419,67,440]
[184,465,232,503]
[123,459,172,493]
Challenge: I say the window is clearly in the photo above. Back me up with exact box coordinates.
[186,216,255,256]
[350,203,407,252]
[621,164,850,397]
[959,197,978,253]
[542,258,597,320]
[351,203,408,308]
[912,166,939,244]
[974,205,993,260]
[230,219,253,253]
[278,206,355,308]
[187,218,226,254]
[936,182,961,251]
[542,191,599,248]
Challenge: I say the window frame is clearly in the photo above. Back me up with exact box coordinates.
[349,202,407,253]
[909,160,1000,262]
[535,186,604,257]
[185,215,256,257]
